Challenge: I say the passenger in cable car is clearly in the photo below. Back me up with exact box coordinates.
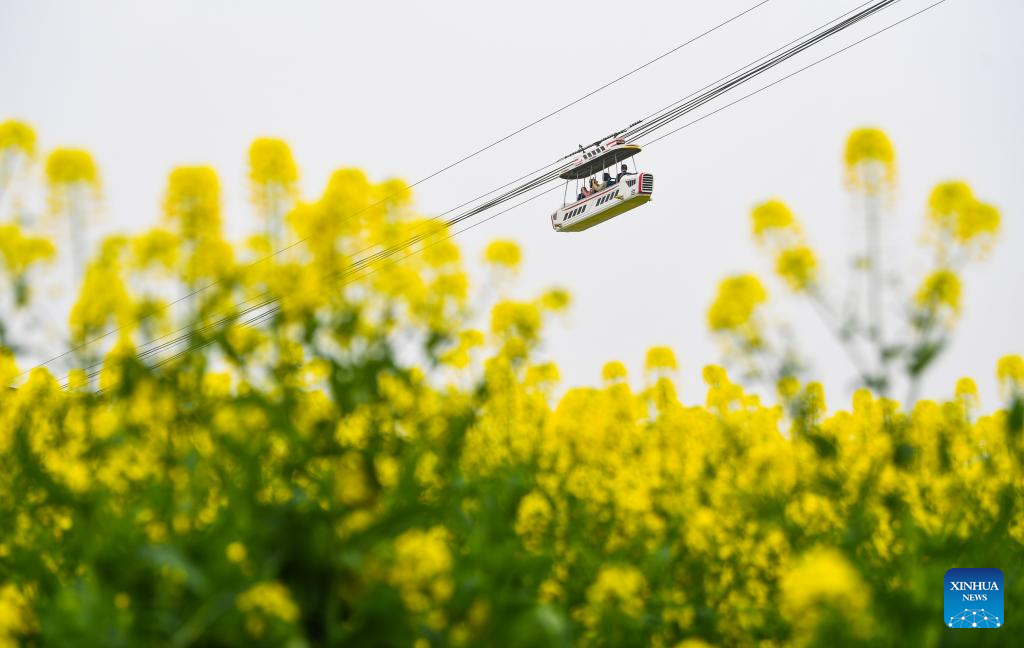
[580,184,593,199]
[590,177,602,192]
[602,171,613,186]
[616,163,631,183]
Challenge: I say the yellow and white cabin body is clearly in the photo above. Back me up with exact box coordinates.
[552,138,653,232]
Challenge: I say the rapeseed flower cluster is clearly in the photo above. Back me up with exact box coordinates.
[0,120,36,192]
[237,581,301,639]
[713,129,1002,402]
[749,200,820,292]
[0,121,36,157]
[844,127,896,194]
[1,122,1020,647]
[927,180,1001,259]
[248,138,298,248]
[44,148,101,218]
[0,223,54,304]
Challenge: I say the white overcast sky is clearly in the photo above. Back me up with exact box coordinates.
[2,0,1021,407]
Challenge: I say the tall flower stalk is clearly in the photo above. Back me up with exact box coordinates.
[248,138,298,252]
[162,165,229,323]
[0,120,37,212]
[710,128,1000,405]
[45,148,100,282]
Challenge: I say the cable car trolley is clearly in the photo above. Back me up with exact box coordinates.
[551,138,653,232]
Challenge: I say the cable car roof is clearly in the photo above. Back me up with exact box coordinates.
[559,143,642,180]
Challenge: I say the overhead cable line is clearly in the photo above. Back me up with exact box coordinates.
[64,0,949,386]
[641,0,949,147]
[624,0,901,140]
[89,184,567,388]
[20,0,771,380]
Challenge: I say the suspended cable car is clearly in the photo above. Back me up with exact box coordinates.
[551,138,653,232]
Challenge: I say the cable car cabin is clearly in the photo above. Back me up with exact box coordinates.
[551,138,653,232]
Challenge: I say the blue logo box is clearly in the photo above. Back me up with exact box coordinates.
[945,568,1003,629]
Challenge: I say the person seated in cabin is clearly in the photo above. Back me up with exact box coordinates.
[590,177,603,192]
[616,163,631,183]
[580,185,592,198]
[577,188,586,200]
[602,171,614,186]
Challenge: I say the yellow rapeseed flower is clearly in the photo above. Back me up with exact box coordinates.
[804,381,827,417]
[956,200,1000,247]
[163,166,221,240]
[0,224,55,277]
[0,583,36,644]
[226,542,248,564]
[237,581,300,623]
[423,238,461,268]
[525,362,560,390]
[645,346,678,372]
[68,237,134,342]
[515,491,552,550]
[440,329,484,369]
[927,181,1000,256]
[490,301,541,341]
[585,565,648,619]
[775,246,818,291]
[483,240,521,270]
[777,375,801,400]
[0,350,18,395]
[928,180,974,220]
[844,127,896,192]
[45,148,101,214]
[996,354,1024,395]
[954,377,979,412]
[0,121,37,189]
[602,361,628,383]
[914,269,961,316]
[751,199,797,242]
[131,228,178,270]
[539,287,571,312]
[248,138,298,187]
[45,148,99,187]
[0,120,37,189]
[780,548,870,643]
[707,274,767,332]
[388,526,454,613]
[0,120,36,157]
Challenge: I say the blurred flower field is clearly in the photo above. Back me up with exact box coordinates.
[1,120,1022,647]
